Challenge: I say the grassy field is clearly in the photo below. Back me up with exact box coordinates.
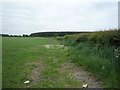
[2,31,119,88]
[2,37,85,88]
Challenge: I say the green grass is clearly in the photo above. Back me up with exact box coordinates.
[2,37,57,87]
[57,30,120,88]
[66,42,119,88]
[2,37,83,88]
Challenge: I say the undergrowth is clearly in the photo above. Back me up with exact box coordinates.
[56,30,120,88]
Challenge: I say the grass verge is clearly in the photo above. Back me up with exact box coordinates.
[57,30,120,88]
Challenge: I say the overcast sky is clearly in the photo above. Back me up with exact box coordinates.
[1,1,118,35]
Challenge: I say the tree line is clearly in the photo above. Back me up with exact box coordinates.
[0,32,89,37]
[0,34,28,37]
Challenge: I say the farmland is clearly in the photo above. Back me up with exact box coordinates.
[2,37,87,88]
[2,30,120,88]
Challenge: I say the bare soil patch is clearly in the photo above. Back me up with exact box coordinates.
[25,57,47,87]
[57,62,103,88]
[44,44,64,49]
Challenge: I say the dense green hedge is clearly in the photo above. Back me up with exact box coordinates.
[57,30,120,46]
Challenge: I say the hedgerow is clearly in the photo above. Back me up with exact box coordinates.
[56,30,120,88]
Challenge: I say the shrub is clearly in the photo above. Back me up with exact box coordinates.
[58,30,120,88]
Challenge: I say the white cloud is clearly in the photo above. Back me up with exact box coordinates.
[1,1,118,35]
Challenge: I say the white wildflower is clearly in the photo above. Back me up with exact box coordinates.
[102,66,104,70]
[115,49,117,52]
[116,56,118,58]
[50,85,53,87]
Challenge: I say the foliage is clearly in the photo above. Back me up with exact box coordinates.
[57,30,120,46]
[57,30,120,88]
[29,32,88,37]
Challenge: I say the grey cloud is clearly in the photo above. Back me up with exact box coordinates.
[1,2,118,35]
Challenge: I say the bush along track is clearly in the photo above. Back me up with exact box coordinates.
[56,30,120,88]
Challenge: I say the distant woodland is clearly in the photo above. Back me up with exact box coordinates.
[0,32,89,37]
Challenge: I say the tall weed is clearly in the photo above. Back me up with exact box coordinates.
[57,30,120,88]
